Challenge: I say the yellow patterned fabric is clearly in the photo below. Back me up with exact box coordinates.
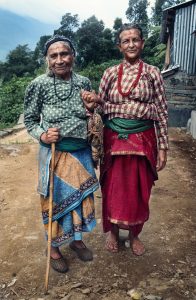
[39,146,99,246]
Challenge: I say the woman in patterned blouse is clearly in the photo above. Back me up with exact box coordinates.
[24,36,99,273]
[82,24,168,255]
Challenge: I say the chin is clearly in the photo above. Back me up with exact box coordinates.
[56,70,68,76]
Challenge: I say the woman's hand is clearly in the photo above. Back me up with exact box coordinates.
[81,90,102,111]
[40,128,60,144]
[156,149,167,172]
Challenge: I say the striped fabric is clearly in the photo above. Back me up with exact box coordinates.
[99,59,168,150]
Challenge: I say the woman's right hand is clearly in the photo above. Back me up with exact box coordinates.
[40,128,60,144]
[81,90,103,111]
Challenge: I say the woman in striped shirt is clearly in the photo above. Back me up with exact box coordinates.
[82,23,168,256]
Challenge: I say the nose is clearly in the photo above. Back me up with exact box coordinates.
[56,54,63,64]
[128,39,134,47]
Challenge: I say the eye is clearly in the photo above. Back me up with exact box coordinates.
[49,54,57,59]
[133,38,142,43]
[61,51,71,57]
[122,39,129,45]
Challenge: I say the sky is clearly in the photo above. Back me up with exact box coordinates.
[0,0,155,29]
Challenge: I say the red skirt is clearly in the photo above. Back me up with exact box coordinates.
[100,126,158,235]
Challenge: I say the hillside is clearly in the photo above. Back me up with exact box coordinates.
[0,9,58,61]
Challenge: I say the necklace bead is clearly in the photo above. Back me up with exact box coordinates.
[117,61,143,97]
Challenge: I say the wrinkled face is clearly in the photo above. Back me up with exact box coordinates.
[47,41,74,79]
[118,29,145,63]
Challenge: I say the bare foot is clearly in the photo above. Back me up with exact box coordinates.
[105,225,119,253]
[50,246,62,259]
[131,237,145,256]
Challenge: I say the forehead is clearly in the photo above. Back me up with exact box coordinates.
[47,41,71,55]
[120,29,141,40]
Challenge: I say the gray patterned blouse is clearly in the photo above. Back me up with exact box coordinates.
[24,72,91,141]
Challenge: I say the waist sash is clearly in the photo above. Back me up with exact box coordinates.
[105,118,154,139]
[40,137,88,152]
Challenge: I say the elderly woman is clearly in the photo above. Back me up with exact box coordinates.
[82,24,168,255]
[24,35,99,273]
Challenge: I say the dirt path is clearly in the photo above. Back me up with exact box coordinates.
[0,128,195,300]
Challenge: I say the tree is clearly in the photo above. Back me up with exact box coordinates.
[76,16,121,68]
[113,18,123,44]
[101,28,122,61]
[113,18,123,32]
[142,26,166,69]
[152,0,184,25]
[126,0,149,37]
[54,13,79,42]
[0,45,35,81]
[152,0,166,25]
[33,35,51,67]
[76,16,106,67]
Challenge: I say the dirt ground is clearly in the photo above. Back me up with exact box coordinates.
[0,127,195,300]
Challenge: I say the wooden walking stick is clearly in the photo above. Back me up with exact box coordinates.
[44,142,55,294]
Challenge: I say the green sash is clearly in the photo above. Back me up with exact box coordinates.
[40,137,88,152]
[105,118,154,139]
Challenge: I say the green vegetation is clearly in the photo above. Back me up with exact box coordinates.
[0,77,32,129]
[79,60,121,92]
[0,0,183,128]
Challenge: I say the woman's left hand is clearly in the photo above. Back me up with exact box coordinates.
[156,149,167,172]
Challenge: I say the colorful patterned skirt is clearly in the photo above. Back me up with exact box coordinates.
[38,145,99,247]
[100,126,158,236]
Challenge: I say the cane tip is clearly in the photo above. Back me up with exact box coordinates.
[44,290,49,295]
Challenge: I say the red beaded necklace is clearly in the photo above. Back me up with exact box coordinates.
[117,61,143,97]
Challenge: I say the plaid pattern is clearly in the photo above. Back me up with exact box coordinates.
[99,60,168,150]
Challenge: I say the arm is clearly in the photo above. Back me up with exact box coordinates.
[24,80,59,143]
[81,67,113,113]
[80,77,103,112]
[152,68,169,171]
[24,80,45,140]
[81,90,103,112]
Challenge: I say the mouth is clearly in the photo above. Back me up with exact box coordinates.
[55,66,66,70]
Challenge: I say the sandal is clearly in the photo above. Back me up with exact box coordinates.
[50,256,69,273]
[69,241,93,262]
[46,249,69,273]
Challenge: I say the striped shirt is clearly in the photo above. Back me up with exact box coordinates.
[99,60,168,150]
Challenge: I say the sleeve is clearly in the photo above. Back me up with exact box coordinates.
[152,67,169,150]
[96,68,113,116]
[81,77,94,117]
[82,77,92,92]
[24,80,45,141]
[98,68,111,102]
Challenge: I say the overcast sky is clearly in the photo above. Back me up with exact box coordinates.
[0,0,155,28]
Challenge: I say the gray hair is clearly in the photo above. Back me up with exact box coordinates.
[116,23,143,44]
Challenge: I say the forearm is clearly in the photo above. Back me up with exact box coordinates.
[157,149,168,171]
[155,121,169,150]
[24,114,45,141]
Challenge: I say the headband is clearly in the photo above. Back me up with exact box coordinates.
[43,35,76,56]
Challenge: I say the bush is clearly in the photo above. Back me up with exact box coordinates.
[0,76,32,128]
[79,59,121,91]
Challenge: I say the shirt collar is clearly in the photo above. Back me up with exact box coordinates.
[123,59,142,71]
